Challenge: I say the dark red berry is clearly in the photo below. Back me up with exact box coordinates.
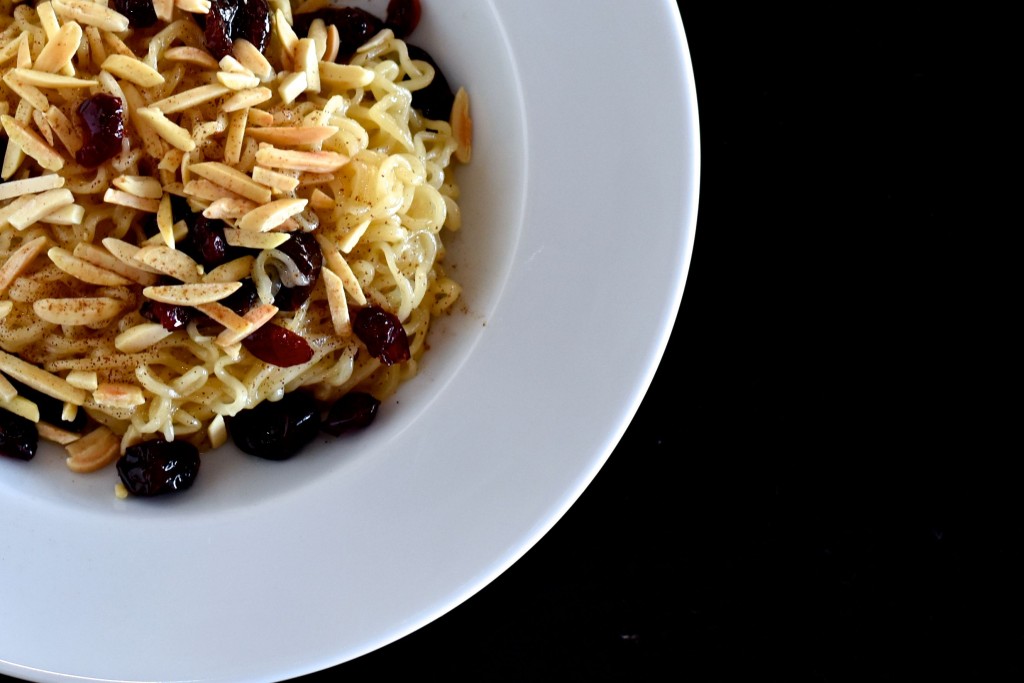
[273,232,322,311]
[183,215,229,268]
[322,392,380,436]
[76,94,125,167]
[0,408,39,461]
[114,0,157,28]
[292,8,384,60]
[116,439,200,496]
[406,44,455,120]
[7,379,88,433]
[221,279,260,316]
[353,306,410,366]
[385,0,421,38]
[242,323,315,367]
[140,300,196,331]
[226,391,321,460]
[205,0,270,60]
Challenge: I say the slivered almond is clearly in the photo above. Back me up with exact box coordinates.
[184,179,248,204]
[103,187,161,213]
[452,86,473,163]
[156,193,175,248]
[237,198,308,232]
[322,267,350,336]
[252,165,299,194]
[101,237,163,275]
[316,234,367,305]
[150,84,232,114]
[278,71,307,104]
[0,372,15,401]
[38,422,81,445]
[163,46,218,69]
[44,106,82,154]
[121,82,166,158]
[17,36,31,69]
[9,188,74,229]
[0,174,65,201]
[9,68,97,89]
[233,39,274,81]
[175,0,211,13]
[135,107,195,152]
[222,87,273,112]
[309,188,334,209]
[0,349,87,404]
[144,282,241,305]
[319,62,375,88]
[246,125,338,146]
[100,31,136,59]
[93,383,147,409]
[0,301,12,321]
[1,115,65,171]
[0,396,39,423]
[0,33,25,68]
[48,247,132,286]
[112,175,164,199]
[196,301,248,333]
[254,146,348,173]
[203,256,255,284]
[52,0,129,33]
[42,204,85,225]
[324,24,340,63]
[307,19,328,60]
[101,54,165,88]
[217,70,261,90]
[135,245,203,283]
[74,243,161,285]
[0,236,50,294]
[218,55,251,74]
[202,196,258,221]
[246,107,274,126]
[83,25,106,69]
[275,9,299,57]
[189,162,272,204]
[295,38,320,93]
[223,108,248,165]
[65,370,99,391]
[158,147,185,173]
[114,323,173,353]
[3,72,51,111]
[208,414,228,449]
[32,110,56,146]
[223,228,291,250]
[215,303,278,347]
[65,425,121,473]
[34,297,123,326]
[153,0,174,22]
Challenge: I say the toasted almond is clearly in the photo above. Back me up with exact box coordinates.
[3,72,51,111]
[237,198,308,232]
[252,165,299,194]
[0,396,40,423]
[101,54,165,88]
[34,297,123,326]
[0,236,50,294]
[452,86,473,163]
[52,0,129,33]
[74,243,161,285]
[202,196,258,221]
[254,146,348,173]
[135,245,203,283]
[9,188,74,230]
[65,370,99,391]
[223,228,291,250]
[222,87,273,113]
[203,255,255,284]
[1,115,65,171]
[114,323,173,353]
[0,349,87,404]
[215,303,278,347]
[42,204,85,226]
[233,39,275,81]
[0,174,65,201]
[48,247,132,286]
[246,125,338,146]
[322,266,350,336]
[65,425,121,473]
[189,162,272,204]
[103,187,161,213]
[217,70,261,90]
[144,282,242,306]
[278,71,307,104]
[319,62,375,88]
[135,107,196,152]
[112,175,164,199]
[163,45,219,69]
[9,68,97,89]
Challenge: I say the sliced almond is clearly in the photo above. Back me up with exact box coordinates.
[323,24,340,63]
[114,323,173,353]
[65,425,122,473]
[208,414,228,449]
[223,228,291,250]
[135,245,203,283]
[1,115,65,171]
[34,297,123,326]
[254,146,348,173]
[32,109,56,146]
[103,187,161,213]
[48,247,132,286]
[275,9,299,58]
[307,19,328,60]
[237,198,308,232]
[163,45,219,69]
[0,236,50,294]
[0,349,87,404]
[0,174,65,201]
[189,162,272,204]
[144,282,242,306]
[223,108,248,165]
[309,188,334,210]
[0,34,26,68]
[246,125,338,146]
[135,107,196,152]
[52,0,129,33]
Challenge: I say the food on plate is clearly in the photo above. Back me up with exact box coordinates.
[0,0,472,497]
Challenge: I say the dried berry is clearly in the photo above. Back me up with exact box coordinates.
[76,93,125,167]
[7,379,88,433]
[221,279,260,316]
[0,408,38,461]
[323,392,380,436]
[114,0,157,28]
[182,215,229,268]
[116,439,200,496]
[385,0,421,38]
[292,8,384,59]
[353,306,410,366]
[242,323,315,367]
[273,232,322,311]
[205,0,271,60]
[140,300,197,331]
[406,44,455,120]
[226,391,321,460]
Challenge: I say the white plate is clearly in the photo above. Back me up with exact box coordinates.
[0,1,698,680]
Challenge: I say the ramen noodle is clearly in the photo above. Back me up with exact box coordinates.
[0,0,471,489]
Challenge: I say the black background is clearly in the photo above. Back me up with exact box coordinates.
[4,2,1012,682]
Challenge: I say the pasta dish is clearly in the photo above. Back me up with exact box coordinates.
[0,0,471,496]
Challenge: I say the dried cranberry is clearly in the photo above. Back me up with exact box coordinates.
[8,379,88,433]
[322,392,380,436]
[205,0,270,60]
[242,323,315,367]
[221,279,260,316]
[406,45,455,120]
[293,8,384,60]
[273,233,322,311]
[353,306,410,366]
[385,0,421,38]
[141,300,196,331]
[116,439,200,496]
[182,215,228,268]
[0,408,38,461]
[76,94,125,167]
[226,391,321,460]
[114,0,157,28]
